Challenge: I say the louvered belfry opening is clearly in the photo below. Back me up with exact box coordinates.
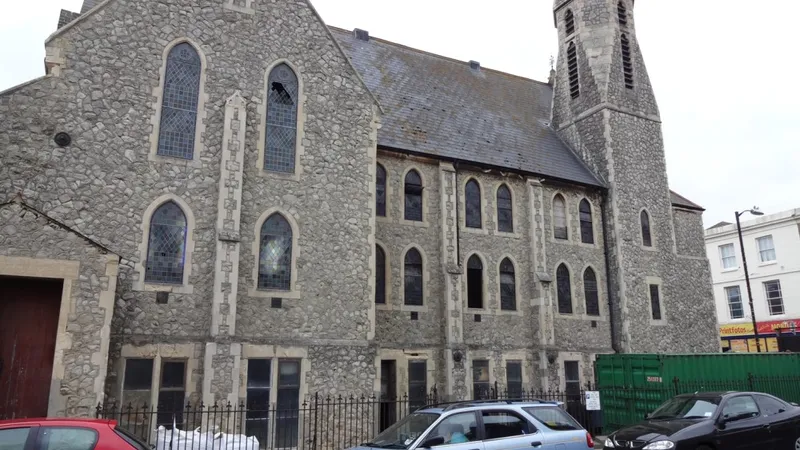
[565,9,575,35]
[621,34,634,89]
[567,42,580,99]
[618,1,628,27]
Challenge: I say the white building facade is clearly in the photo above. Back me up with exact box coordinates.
[706,209,800,352]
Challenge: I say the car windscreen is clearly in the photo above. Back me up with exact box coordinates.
[114,426,151,450]
[649,396,721,420]
[523,406,582,431]
[364,412,440,449]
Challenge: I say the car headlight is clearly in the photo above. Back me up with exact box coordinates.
[604,438,616,448]
[643,441,675,450]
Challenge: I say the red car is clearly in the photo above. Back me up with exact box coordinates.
[0,418,150,450]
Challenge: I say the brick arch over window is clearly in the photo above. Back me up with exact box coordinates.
[264,63,299,173]
[145,201,188,284]
[583,267,600,316]
[258,213,293,291]
[556,263,573,314]
[465,178,482,229]
[155,41,205,160]
[403,247,424,306]
[496,184,514,233]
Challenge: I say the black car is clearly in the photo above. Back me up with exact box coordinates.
[603,391,800,450]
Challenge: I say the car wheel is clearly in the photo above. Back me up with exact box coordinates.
[795,436,800,450]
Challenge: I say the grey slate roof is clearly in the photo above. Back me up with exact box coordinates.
[707,220,732,230]
[330,27,603,187]
[57,9,80,29]
[670,191,704,211]
[80,0,98,14]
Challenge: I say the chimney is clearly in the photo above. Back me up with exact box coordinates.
[354,28,370,41]
[469,60,480,71]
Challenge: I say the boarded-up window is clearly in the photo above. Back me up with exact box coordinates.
[506,361,523,398]
[123,359,153,408]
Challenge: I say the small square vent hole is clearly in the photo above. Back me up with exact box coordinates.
[271,298,282,308]
[410,312,419,321]
[474,314,482,322]
[156,292,169,304]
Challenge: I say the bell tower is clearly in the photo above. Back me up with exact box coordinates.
[551,0,719,353]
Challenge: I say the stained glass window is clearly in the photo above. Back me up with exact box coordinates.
[404,248,423,306]
[258,213,293,290]
[557,264,572,314]
[145,201,187,284]
[584,268,600,316]
[641,210,652,247]
[376,164,387,217]
[465,179,482,229]
[500,258,516,311]
[265,64,299,173]
[376,245,386,304]
[157,43,201,159]
[467,254,483,309]
[579,199,594,244]
[497,185,513,233]
[404,170,423,221]
[554,195,568,240]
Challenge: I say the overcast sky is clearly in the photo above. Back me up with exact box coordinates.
[2,0,798,228]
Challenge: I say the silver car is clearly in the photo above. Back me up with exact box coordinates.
[353,399,595,450]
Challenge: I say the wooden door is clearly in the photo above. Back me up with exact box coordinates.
[0,276,62,419]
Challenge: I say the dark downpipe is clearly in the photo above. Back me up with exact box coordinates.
[454,162,461,266]
[600,196,621,353]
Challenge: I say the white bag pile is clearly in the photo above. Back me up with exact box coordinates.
[154,425,260,450]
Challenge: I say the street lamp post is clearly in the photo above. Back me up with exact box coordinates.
[735,207,765,353]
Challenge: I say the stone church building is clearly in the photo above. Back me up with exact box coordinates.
[0,0,719,419]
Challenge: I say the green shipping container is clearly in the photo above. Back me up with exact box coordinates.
[595,353,800,433]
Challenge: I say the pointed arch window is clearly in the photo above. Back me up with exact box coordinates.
[567,42,580,99]
[465,179,482,229]
[145,201,188,284]
[618,1,628,27]
[579,199,594,244]
[467,255,484,309]
[376,164,387,217]
[557,264,572,314]
[404,249,423,306]
[500,258,516,311]
[584,268,600,316]
[497,185,514,233]
[404,170,423,221]
[553,194,568,240]
[621,34,634,89]
[258,213,293,290]
[158,43,201,159]
[641,210,653,247]
[376,245,386,304]
[565,9,575,35]
[265,63,299,173]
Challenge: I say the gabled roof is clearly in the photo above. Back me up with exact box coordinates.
[331,27,603,187]
[670,190,704,211]
[707,220,732,230]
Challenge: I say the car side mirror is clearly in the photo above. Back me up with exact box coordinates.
[791,402,799,407]
[420,436,445,448]
[644,413,650,420]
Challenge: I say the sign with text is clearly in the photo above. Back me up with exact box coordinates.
[719,319,800,337]
[585,391,601,410]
